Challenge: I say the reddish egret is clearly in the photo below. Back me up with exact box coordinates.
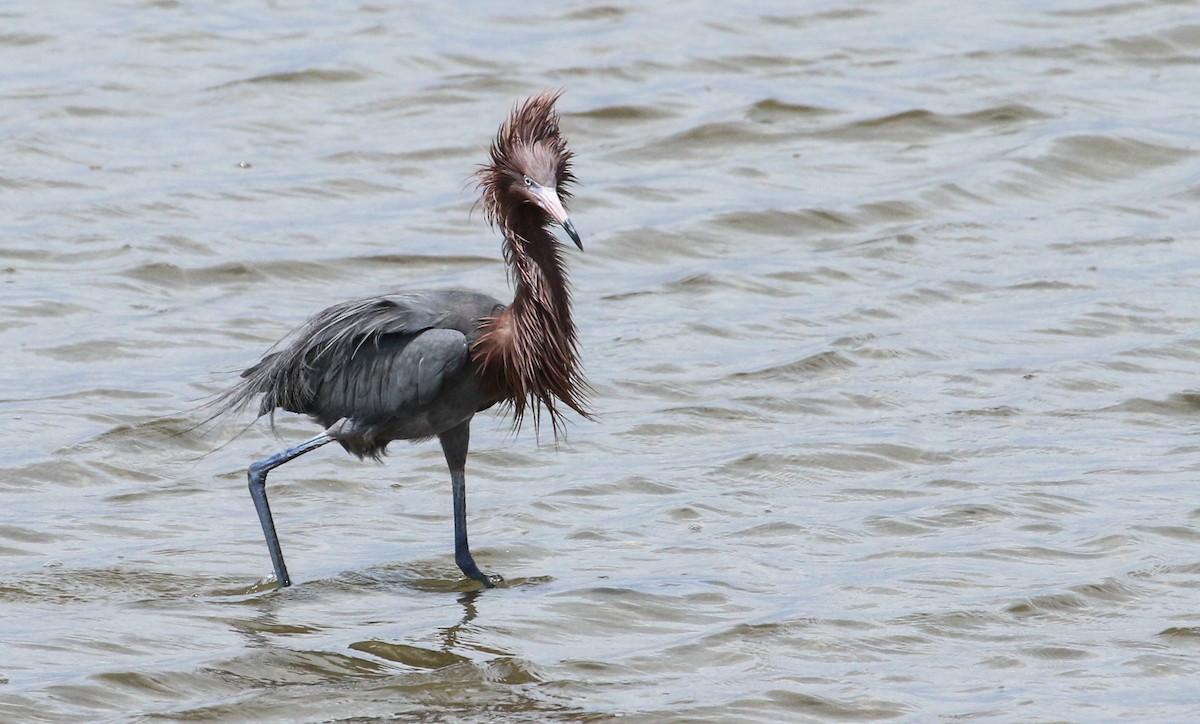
[213,91,589,589]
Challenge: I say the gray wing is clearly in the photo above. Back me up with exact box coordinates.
[314,327,469,425]
[214,291,500,428]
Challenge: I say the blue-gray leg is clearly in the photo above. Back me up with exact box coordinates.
[438,420,502,588]
[247,432,334,588]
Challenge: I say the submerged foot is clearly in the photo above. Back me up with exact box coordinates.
[467,570,503,589]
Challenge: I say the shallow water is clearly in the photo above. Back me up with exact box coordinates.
[4,1,1200,721]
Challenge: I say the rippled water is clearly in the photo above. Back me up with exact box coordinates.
[5,1,1200,721]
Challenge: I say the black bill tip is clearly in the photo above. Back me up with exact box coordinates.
[561,218,583,251]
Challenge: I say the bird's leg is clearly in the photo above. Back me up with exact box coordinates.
[438,420,502,588]
[247,431,335,588]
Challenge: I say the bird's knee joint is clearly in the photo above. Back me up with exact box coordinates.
[247,462,268,487]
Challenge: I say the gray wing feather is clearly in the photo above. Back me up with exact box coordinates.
[210,291,499,434]
[235,293,493,421]
[317,328,468,424]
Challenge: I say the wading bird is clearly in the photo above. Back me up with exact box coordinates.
[212,91,590,589]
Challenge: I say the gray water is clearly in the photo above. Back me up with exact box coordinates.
[4,1,1200,721]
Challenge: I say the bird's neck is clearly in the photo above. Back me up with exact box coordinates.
[473,215,589,433]
[509,224,572,337]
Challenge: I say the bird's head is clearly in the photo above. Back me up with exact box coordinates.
[476,90,582,250]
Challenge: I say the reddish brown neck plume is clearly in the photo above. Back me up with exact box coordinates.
[471,92,590,435]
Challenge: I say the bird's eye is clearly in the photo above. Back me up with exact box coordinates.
[523,176,533,188]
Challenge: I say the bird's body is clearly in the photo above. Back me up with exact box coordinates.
[213,91,588,589]
[241,290,505,458]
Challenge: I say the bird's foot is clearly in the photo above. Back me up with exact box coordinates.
[469,571,502,589]
[457,550,502,589]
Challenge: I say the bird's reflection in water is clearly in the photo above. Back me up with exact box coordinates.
[347,590,493,669]
[441,589,482,650]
